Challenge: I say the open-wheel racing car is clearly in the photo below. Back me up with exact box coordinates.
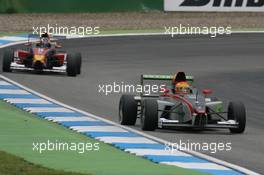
[119,72,246,133]
[2,33,82,76]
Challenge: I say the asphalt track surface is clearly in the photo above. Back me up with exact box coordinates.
[0,33,264,174]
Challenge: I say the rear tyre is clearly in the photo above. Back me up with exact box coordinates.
[119,95,138,125]
[2,50,13,72]
[141,99,158,131]
[228,101,246,133]
[76,53,82,74]
[66,54,78,76]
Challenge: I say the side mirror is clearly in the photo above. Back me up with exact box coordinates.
[203,89,213,95]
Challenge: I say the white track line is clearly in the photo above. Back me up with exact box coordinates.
[96,137,157,144]
[160,162,230,170]
[24,107,73,113]
[0,81,11,85]
[0,89,30,94]
[0,36,27,41]
[70,126,129,132]
[46,117,97,122]
[125,148,191,156]
[4,98,52,104]
[0,40,35,49]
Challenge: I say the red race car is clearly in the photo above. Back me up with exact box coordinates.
[2,33,81,76]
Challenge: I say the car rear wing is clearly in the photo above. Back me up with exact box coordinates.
[27,34,67,41]
[139,74,194,97]
[141,74,194,84]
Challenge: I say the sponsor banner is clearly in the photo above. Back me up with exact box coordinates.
[0,0,163,13]
[164,0,264,12]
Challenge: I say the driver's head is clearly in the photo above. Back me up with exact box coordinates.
[40,33,50,46]
[41,33,49,38]
[175,81,191,95]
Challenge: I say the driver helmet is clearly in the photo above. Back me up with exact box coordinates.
[40,33,50,47]
[175,81,191,95]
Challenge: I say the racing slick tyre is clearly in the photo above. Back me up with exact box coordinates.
[66,54,78,76]
[76,53,82,74]
[228,101,246,133]
[141,99,158,131]
[119,95,138,125]
[2,50,13,72]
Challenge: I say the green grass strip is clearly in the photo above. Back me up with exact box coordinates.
[0,151,90,175]
[0,100,207,175]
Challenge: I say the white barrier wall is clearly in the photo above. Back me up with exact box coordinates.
[164,0,264,12]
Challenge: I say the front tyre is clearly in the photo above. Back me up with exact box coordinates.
[228,101,246,133]
[141,99,158,131]
[2,50,13,72]
[119,95,138,125]
[66,53,78,76]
